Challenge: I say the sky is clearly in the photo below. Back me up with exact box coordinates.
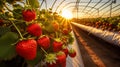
[39,0,120,18]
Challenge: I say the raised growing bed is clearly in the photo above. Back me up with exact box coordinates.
[72,22,120,47]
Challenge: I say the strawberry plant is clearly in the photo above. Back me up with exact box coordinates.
[72,15,120,32]
[0,0,75,67]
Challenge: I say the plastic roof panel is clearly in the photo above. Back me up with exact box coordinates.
[40,0,120,18]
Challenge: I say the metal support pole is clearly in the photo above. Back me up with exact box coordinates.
[110,2,112,17]
[77,2,79,22]
[97,9,99,17]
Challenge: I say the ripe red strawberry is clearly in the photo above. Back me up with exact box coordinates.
[47,63,57,67]
[62,48,68,57]
[22,9,36,22]
[56,52,66,67]
[16,39,37,60]
[68,48,76,58]
[27,23,42,37]
[0,19,4,26]
[53,39,63,52]
[37,36,50,50]
[62,29,69,35]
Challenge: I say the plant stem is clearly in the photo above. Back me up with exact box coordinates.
[4,3,24,40]
[4,3,22,17]
[22,60,26,67]
[26,0,30,5]
[11,21,24,39]
[41,47,48,55]
[55,32,58,38]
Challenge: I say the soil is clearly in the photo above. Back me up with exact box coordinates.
[72,25,120,67]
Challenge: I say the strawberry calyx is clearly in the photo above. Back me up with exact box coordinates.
[45,53,57,64]
[54,38,61,42]
[62,45,67,49]
[56,51,65,56]
[19,37,35,42]
[38,35,46,38]
[69,48,75,53]
[68,48,76,58]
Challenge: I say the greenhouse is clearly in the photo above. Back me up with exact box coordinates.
[0,0,120,67]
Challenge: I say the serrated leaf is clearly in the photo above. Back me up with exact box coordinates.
[0,26,11,36]
[0,32,18,60]
[28,0,40,8]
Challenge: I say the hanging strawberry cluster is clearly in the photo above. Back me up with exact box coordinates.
[0,0,76,67]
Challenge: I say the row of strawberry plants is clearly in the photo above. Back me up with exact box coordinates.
[0,0,76,67]
[73,16,120,33]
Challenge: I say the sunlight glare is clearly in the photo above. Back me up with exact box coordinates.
[61,10,73,19]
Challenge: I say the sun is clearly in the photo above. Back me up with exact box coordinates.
[61,10,73,19]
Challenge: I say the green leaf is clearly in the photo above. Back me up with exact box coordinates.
[13,4,23,9]
[0,0,4,9]
[26,50,44,67]
[28,0,40,8]
[0,26,11,36]
[68,34,74,44]
[44,22,54,33]
[0,32,18,60]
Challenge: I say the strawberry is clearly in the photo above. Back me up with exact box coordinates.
[16,39,37,60]
[22,9,36,22]
[52,21,59,31]
[0,19,4,26]
[68,48,76,58]
[62,47,68,57]
[27,23,42,37]
[56,52,66,67]
[62,29,69,35]
[37,36,50,50]
[61,62,66,67]
[53,39,63,52]
[47,63,57,67]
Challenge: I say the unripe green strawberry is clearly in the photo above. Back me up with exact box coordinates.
[22,9,36,22]
[37,36,50,50]
[27,23,42,37]
[16,39,37,60]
